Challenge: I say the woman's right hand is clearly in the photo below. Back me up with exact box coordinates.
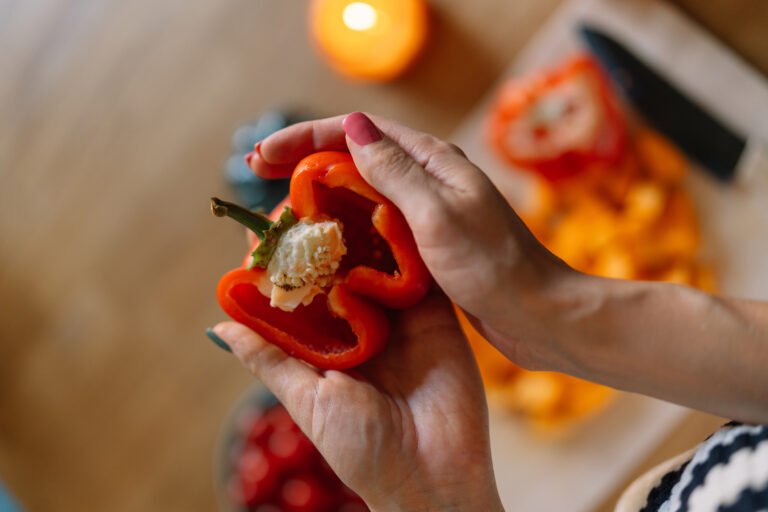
[248,112,579,371]
[249,112,768,424]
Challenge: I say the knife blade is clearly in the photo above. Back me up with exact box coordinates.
[579,24,762,183]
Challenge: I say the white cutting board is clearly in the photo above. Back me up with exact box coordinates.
[450,0,768,511]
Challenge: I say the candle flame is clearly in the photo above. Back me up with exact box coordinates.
[342,2,378,31]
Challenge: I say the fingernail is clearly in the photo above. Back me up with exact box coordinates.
[244,142,262,168]
[206,327,232,353]
[343,112,382,146]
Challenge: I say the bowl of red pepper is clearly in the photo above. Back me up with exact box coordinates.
[215,383,369,512]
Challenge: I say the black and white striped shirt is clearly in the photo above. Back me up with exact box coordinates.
[619,422,768,512]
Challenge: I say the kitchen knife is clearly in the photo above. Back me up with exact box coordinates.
[580,24,768,185]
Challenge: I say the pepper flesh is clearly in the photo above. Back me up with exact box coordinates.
[216,151,430,369]
[290,151,431,309]
[489,55,627,182]
[217,268,389,369]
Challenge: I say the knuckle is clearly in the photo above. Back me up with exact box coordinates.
[420,140,465,175]
[405,134,442,159]
[432,140,458,156]
[420,136,463,158]
[246,343,282,376]
[313,377,336,411]
[242,347,266,375]
[450,167,496,201]
[367,143,417,180]
[447,143,467,158]
[379,143,412,169]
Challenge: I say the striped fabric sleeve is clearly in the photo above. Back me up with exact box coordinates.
[639,423,768,512]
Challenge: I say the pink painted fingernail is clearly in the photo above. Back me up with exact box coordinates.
[343,112,382,146]
[244,142,262,167]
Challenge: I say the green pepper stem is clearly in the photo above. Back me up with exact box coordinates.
[210,197,273,239]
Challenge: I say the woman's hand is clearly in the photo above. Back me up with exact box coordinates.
[247,112,578,371]
[245,113,768,423]
[212,292,504,512]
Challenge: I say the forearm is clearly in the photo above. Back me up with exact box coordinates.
[484,269,768,423]
[545,273,768,422]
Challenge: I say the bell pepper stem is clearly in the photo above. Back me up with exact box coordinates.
[249,206,298,269]
[210,197,273,240]
[210,197,299,269]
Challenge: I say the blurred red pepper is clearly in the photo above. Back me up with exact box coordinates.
[279,473,334,512]
[489,55,627,182]
[233,446,280,506]
[215,151,430,370]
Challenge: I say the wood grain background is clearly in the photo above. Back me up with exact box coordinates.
[1,0,766,510]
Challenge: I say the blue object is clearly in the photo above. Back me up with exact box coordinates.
[226,110,309,212]
[0,482,21,512]
[230,110,294,154]
[205,327,232,353]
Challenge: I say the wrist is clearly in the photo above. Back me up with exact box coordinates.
[480,253,609,373]
[530,267,610,374]
[521,270,659,380]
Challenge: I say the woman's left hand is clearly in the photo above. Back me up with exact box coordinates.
[212,292,504,512]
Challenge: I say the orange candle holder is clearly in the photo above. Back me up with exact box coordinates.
[309,0,429,82]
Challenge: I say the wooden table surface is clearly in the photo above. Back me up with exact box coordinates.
[1,1,766,510]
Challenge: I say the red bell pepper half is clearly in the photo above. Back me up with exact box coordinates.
[488,54,627,182]
[289,152,430,309]
[213,151,430,370]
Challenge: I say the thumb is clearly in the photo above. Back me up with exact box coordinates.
[342,112,441,219]
[211,322,320,423]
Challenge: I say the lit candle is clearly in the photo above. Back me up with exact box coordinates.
[309,0,429,81]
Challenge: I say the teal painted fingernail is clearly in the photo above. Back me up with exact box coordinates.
[206,327,232,353]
